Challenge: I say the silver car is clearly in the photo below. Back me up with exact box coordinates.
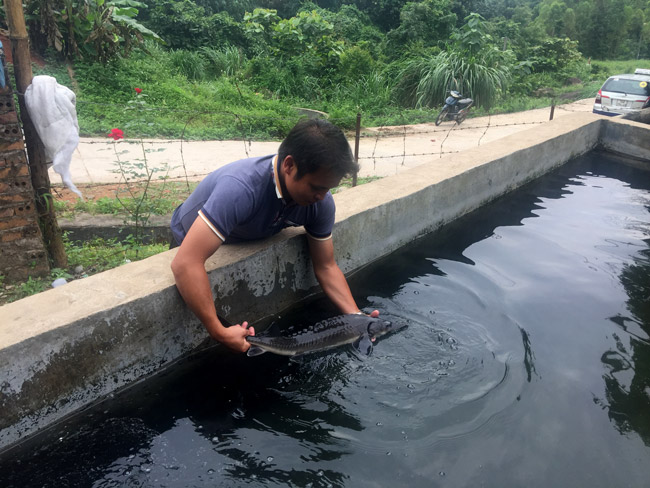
[593,68,650,116]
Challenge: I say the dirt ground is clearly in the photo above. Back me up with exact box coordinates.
[53,183,130,203]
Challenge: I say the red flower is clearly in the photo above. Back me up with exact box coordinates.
[134,87,142,94]
[107,128,124,140]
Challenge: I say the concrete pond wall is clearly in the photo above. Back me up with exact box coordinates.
[1,113,649,452]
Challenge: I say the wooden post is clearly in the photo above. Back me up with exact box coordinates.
[3,0,67,268]
[549,100,555,121]
[353,112,361,187]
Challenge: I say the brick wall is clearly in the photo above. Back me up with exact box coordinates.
[0,85,49,280]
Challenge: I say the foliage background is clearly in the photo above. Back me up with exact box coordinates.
[8,0,650,139]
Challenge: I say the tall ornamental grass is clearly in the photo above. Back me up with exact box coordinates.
[397,49,512,109]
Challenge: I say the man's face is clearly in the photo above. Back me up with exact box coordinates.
[282,157,341,206]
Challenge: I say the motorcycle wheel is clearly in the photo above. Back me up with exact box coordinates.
[435,107,449,126]
[456,110,468,124]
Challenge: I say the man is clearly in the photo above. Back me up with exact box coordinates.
[170,119,377,354]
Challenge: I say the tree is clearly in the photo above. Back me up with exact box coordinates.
[535,0,570,37]
[528,37,582,71]
[244,8,343,61]
[387,0,457,48]
[349,0,410,31]
[26,0,159,61]
[573,0,628,57]
[145,0,249,50]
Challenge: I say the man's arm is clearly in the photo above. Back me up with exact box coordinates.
[307,236,376,316]
[170,217,254,352]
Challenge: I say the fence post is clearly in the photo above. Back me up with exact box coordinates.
[549,100,555,121]
[353,112,361,187]
[4,0,67,268]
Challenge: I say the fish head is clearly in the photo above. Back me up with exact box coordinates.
[367,318,406,338]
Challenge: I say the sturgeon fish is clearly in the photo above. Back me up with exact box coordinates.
[245,314,404,357]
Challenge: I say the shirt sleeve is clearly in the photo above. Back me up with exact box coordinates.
[305,193,335,240]
[200,175,255,241]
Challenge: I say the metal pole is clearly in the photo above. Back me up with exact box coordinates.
[3,0,67,268]
[353,112,361,187]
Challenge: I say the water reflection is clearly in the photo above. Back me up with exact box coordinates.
[603,245,650,446]
[519,326,538,382]
[586,156,650,447]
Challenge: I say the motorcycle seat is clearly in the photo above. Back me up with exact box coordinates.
[459,98,473,104]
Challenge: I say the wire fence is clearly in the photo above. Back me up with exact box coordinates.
[47,95,592,188]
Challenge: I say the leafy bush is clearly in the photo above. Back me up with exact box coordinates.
[26,0,159,62]
[144,1,250,51]
[386,0,456,50]
[528,37,582,72]
[244,8,343,64]
[338,46,376,81]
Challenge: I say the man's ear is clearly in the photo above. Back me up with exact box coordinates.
[280,154,298,177]
[281,155,295,174]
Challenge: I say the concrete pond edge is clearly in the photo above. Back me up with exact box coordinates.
[1,113,649,452]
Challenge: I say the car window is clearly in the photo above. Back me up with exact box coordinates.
[602,78,650,96]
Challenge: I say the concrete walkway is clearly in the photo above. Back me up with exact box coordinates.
[50,99,594,186]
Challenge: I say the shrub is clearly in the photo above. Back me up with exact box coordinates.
[528,38,582,72]
[395,49,512,109]
[338,46,376,81]
[169,50,207,81]
[200,46,246,78]
[144,1,250,51]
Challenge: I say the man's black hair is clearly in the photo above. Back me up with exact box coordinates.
[278,118,358,179]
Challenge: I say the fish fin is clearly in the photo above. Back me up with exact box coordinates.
[353,333,374,356]
[247,346,266,357]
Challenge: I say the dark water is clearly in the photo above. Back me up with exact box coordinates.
[2,151,650,487]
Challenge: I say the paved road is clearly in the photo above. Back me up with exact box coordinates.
[50,99,594,186]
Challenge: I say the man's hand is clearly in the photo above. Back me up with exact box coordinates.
[217,321,256,353]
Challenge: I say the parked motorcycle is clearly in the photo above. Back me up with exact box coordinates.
[435,90,474,126]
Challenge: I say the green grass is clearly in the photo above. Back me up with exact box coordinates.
[54,181,198,219]
[34,43,299,141]
[0,237,168,305]
[65,237,168,273]
[33,46,636,141]
[590,59,650,78]
[331,176,383,193]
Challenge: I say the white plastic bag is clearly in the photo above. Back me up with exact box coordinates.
[24,75,82,198]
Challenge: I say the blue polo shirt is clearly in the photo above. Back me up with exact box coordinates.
[170,155,335,245]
